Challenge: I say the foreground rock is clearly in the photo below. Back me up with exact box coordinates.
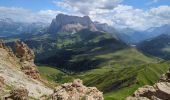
[0,40,5,48]
[14,41,40,79]
[127,68,170,100]
[51,79,104,100]
[0,76,4,88]
[0,76,5,97]
[0,40,53,98]
[3,87,29,100]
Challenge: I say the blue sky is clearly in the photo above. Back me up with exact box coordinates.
[0,0,59,11]
[0,0,170,30]
[0,0,169,11]
[123,0,170,9]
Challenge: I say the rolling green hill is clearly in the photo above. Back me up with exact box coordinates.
[104,61,170,100]
[38,61,169,100]
[37,47,164,100]
[37,29,128,72]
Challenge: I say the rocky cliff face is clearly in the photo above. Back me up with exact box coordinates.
[0,40,53,99]
[51,79,104,100]
[49,14,97,34]
[13,41,40,79]
[127,68,170,100]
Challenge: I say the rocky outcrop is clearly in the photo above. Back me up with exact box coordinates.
[13,41,40,79]
[127,68,170,100]
[3,87,29,100]
[0,40,53,99]
[0,76,5,88]
[51,79,104,100]
[49,14,97,34]
[0,40,5,48]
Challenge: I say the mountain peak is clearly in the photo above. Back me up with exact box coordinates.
[49,14,97,34]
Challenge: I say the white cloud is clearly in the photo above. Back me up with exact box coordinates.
[0,1,170,31]
[54,0,170,30]
[102,5,170,30]
[0,6,62,23]
[147,0,159,5]
[54,0,123,15]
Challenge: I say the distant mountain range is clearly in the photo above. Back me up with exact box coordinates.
[1,14,170,45]
[116,24,170,44]
[0,18,49,37]
[94,21,170,44]
[2,13,170,61]
[138,34,170,60]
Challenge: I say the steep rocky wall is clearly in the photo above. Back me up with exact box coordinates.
[13,40,40,79]
[0,40,53,99]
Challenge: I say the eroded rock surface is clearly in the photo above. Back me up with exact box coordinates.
[51,79,104,100]
[13,41,40,79]
[3,87,29,100]
[0,40,53,99]
[0,40,5,48]
[127,68,170,100]
[0,76,4,88]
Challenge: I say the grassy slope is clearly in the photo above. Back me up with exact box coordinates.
[104,61,170,100]
[38,61,170,100]
[37,48,167,100]
[38,66,64,82]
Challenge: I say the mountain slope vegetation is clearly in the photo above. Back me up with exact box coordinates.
[138,34,170,60]
[38,60,169,100]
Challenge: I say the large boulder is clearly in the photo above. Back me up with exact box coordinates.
[51,79,104,100]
